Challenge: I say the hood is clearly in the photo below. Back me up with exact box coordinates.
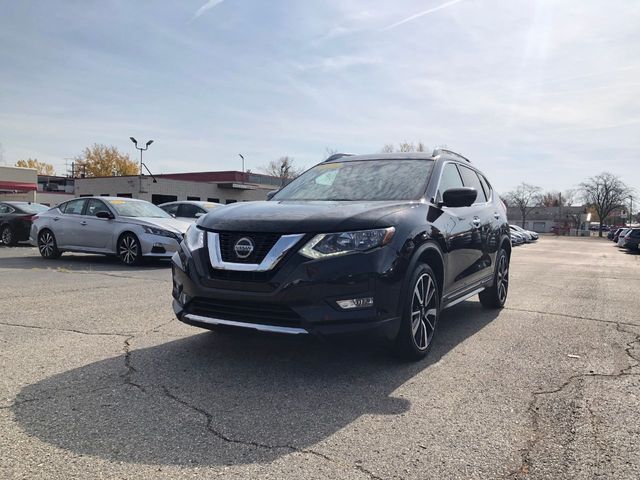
[120,216,191,234]
[198,200,420,233]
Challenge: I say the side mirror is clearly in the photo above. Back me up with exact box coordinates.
[96,210,114,220]
[266,190,279,200]
[442,187,477,208]
[195,212,204,218]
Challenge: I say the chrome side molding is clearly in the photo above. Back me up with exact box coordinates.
[207,232,305,272]
[184,313,308,335]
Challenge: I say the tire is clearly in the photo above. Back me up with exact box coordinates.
[117,232,142,266]
[394,264,440,361]
[1,225,16,246]
[479,249,509,308]
[37,229,61,259]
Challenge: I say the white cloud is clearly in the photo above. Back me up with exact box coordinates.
[381,0,465,31]
[191,0,224,22]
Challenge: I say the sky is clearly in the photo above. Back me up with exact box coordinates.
[0,0,639,197]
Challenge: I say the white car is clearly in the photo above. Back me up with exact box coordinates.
[617,229,631,247]
[30,197,190,265]
[158,201,222,222]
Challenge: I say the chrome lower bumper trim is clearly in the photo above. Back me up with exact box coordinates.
[183,313,308,335]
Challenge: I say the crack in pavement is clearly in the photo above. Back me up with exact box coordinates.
[506,322,640,479]
[0,321,132,337]
[158,385,384,480]
[504,306,640,328]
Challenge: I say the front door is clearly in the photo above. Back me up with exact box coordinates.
[80,198,113,249]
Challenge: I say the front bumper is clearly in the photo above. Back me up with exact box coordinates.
[171,242,405,338]
[139,233,182,258]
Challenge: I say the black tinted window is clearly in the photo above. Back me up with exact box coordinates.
[458,166,487,203]
[437,163,464,201]
[177,204,203,218]
[161,204,179,215]
[478,174,492,200]
[274,159,434,201]
[62,199,86,215]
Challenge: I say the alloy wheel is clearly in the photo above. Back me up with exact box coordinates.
[410,273,438,350]
[119,235,139,264]
[496,254,509,303]
[39,231,55,257]
[1,227,12,245]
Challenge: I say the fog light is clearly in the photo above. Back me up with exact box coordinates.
[336,297,374,309]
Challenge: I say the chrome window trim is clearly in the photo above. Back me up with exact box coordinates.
[184,314,308,335]
[207,232,305,272]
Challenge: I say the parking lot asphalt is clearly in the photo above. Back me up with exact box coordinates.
[1,237,639,479]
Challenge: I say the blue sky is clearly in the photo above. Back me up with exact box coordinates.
[0,0,638,196]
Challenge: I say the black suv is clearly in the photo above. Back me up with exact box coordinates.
[171,150,511,360]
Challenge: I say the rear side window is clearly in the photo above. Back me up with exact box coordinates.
[458,166,487,203]
[61,199,86,215]
[0,204,14,214]
[478,174,492,201]
[437,163,464,201]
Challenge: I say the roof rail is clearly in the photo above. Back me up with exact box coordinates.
[323,153,355,162]
[432,148,471,163]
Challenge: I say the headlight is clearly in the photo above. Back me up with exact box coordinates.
[300,227,395,259]
[184,224,204,251]
[143,226,179,239]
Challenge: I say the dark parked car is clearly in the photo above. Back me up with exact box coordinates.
[0,201,50,245]
[171,150,511,360]
[621,228,640,251]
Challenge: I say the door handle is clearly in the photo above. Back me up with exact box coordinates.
[80,221,87,226]
[472,217,481,228]
[493,212,500,220]
[53,217,60,221]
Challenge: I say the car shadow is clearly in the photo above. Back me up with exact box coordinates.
[12,301,501,467]
[0,251,170,271]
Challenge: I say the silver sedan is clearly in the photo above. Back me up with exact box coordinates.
[30,197,190,265]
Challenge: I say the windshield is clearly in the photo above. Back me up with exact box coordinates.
[107,199,172,218]
[273,159,434,201]
[18,203,49,214]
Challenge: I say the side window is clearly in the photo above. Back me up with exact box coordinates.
[161,204,179,216]
[62,199,86,215]
[458,166,487,203]
[437,163,464,201]
[86,199,111,216]
[177,204,201,218]
[0,204,11,214]
[478,174,492,201]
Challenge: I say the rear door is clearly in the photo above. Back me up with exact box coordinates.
[56,199,87,247]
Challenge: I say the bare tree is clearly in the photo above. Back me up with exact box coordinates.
[262,156,305,185]
[504,183,542,228]
[579,172,632,237]
[381,141,429,153]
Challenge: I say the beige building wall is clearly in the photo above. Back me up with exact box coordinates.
[75,176,272,203]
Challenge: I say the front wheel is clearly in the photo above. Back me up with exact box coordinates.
[117,233,142,266]
[395,264,440,361]
[38,230,61,259]
[479,249,509,308]
[1,225,16,246]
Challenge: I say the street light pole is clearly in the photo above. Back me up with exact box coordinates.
[130,137,154,195]
[238,154,245,173]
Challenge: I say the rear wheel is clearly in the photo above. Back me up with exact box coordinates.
[117,233,142,266]
[395,264,440,361]
[37,230,61,259]
[1,225,16,246]
[479,249,509,308]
